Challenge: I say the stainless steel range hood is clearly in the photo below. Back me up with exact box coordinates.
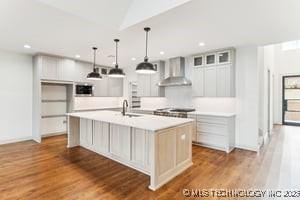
[158,57,191,87]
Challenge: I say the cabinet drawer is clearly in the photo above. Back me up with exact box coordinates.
[196,122,227,136]
[197,115,227,124]
[196,133,226,148]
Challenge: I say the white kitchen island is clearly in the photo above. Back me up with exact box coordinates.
[67,110,194,191]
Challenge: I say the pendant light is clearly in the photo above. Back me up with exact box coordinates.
[108,39,125,78]
[136,27,156,74]
[87,47,102,80]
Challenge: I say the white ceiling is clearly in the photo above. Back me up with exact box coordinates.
[0,0,300,68]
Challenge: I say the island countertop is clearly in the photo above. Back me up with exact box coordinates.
[67,110,194,131]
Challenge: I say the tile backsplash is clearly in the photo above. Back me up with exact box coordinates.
[141,86,235,113]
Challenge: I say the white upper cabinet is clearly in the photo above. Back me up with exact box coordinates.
[192,67,204,96]
[204,67,217,97]
[205,53,216,66]
[38,55,124,97]
[137,61,165,97]
[60,59,76,81]
[41,56,60,80]
[193,55,204,67]
[217,50,231,65]
[192,48,235,97]
[108,77,123,97]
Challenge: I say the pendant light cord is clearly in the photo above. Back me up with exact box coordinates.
[93,47,97,70]
[145,31,148,60]
[115,40,118,68]
[144,27,150,61]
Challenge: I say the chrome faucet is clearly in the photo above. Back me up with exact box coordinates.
[122,99,128,116]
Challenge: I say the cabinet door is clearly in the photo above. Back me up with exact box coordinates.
[60,59,76,81]
[176,125,191,165]
[217,51,231,65]
[93,121,109,153]
[137,74,151,97]
[108,77,123,97]
[93,76,108,96]
[150,73,160,96]
[216,65,231,97]
[204,67,217,97]
[131,128,147,168]
[193,55,204,67]
[80,119,93,146]
[75,62,93,83]
[192,68,204,96]
[205,53,216,66]
[41,56,59,80]
[110,124,131,160]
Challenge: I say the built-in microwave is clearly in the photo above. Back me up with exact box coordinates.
[75,84,93,96]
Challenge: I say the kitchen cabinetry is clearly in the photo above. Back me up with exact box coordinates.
[188,113,235,153]
[192,48,235,97]
[93,121,110,153]
[192,68,204,96]
[41,56,76,81]
[108,77,123,97]
[137,61,165,97]
[38,56,123,97]
[204,67,217,97]
[110,124,131,161]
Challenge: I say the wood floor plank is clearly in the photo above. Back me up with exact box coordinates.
[0,125,299,199]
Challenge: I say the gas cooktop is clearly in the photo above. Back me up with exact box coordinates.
[154,108,195,118]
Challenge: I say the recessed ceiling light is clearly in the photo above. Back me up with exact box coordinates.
[160,51,165,55]
[198,42,205,47]
[24,44,31,49]
[131,57,136,61]
[75,54,80,58]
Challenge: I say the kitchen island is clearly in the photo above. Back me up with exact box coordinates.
[67,110,194,191]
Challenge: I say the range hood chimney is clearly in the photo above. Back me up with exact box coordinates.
[158,57,192,87]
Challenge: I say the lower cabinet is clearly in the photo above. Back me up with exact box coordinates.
[188,114,235,153]
[110,124,131,161]
[79,119,151,172]
[93,121,109,153]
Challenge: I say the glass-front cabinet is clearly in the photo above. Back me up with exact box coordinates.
[217,50,231,64]
[193,55,204,67]
[205,53,216,66]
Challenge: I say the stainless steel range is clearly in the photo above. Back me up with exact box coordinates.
[153,108,195,118]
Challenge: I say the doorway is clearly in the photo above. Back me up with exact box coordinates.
[282,75,300,126]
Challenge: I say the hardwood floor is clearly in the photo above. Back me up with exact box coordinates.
[0,125,299,200]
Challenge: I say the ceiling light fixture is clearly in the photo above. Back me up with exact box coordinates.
[131,57,136,61]
[198,42,205,47]
[160,51,165,55]
[24,44,31,49]
[87,47,102,80]
[108,39,125,78]
[75,54,80,58]
[136,27,156,74]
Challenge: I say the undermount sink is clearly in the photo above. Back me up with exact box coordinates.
[115,113,142,118]
[124,113,141,118]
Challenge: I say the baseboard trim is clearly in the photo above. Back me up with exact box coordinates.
[0,136,33,145]
[42,132,66,138]
[235,143,259,152]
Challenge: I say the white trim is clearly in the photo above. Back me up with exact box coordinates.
[42,132,67,138]
[235,143,259,152]
[0,136,33,145]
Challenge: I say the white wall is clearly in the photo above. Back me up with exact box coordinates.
[235,46,259,151]
[0,50,33,144]
[272,44,300,124]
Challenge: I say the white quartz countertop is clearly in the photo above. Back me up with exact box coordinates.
[67,110,194,131]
